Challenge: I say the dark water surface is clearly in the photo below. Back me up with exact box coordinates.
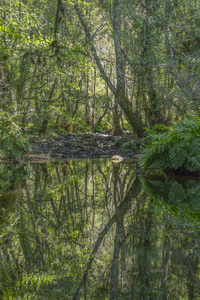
[1,159,200,299]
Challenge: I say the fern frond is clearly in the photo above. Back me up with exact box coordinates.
[169,145,187,169]
[169,182,187,202]
[140,116,200,171]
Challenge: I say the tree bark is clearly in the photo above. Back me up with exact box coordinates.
[74,3,145,137]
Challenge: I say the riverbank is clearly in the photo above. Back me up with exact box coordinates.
[28,132,140,159]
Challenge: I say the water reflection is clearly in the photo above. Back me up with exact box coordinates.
[0,160,200,299]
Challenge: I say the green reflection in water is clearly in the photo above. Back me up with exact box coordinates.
[0,160,200,299]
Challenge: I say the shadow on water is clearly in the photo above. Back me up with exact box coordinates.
[0,160,200,299]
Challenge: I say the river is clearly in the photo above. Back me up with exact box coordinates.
[0,159,200,299]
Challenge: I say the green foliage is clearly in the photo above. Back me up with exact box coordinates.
[0,112,31,159]
[140,174,200,222]
[1,0,200,136]
[140,117,200,171]
[120,141,136,153]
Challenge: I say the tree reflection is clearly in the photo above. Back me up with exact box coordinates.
[0,161,200,299]
[141,174,200,300]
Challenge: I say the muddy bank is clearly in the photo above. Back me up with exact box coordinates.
[29,133,140,159]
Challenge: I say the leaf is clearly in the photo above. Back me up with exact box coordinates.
[140,116,200,171]
[169,182,187,202]
[169,145,187,169]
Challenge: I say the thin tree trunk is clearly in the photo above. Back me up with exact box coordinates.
[113,97,123,135]
[74,3,145,137]
[72,177,141,299]
[92,66,96,125]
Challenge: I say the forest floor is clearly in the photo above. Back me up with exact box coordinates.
[28,132,140,160]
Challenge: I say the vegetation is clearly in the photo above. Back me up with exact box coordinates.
[0,111,31,159]
[1,0,200,158]
[1,159,200,299]
[1,2,200,297]
[140,116,200,171]
[141,172,200,208]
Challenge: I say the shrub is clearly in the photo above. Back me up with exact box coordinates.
[120,141,136,153]
[139,116,200,171]
[0,111,31,159]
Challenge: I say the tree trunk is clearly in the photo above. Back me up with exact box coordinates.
[113,97,123,136]
[74,3,145,137]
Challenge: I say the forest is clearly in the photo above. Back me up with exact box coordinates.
[1,1,200,299]
[1,0,200,162]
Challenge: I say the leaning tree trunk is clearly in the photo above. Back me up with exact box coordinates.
[74,3,145,137]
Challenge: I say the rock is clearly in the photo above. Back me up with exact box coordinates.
[29,133,139,159]
[111,155,124,163]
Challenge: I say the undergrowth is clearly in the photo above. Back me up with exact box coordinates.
[139,116,200,171]
[0,111,31,160]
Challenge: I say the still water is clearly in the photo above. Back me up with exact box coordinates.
[0,159,200,299]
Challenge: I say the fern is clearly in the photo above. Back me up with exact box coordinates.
[169,182,187,202]
[141,176,200,222]
[140,116,200,171]
[169,144,187,169]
